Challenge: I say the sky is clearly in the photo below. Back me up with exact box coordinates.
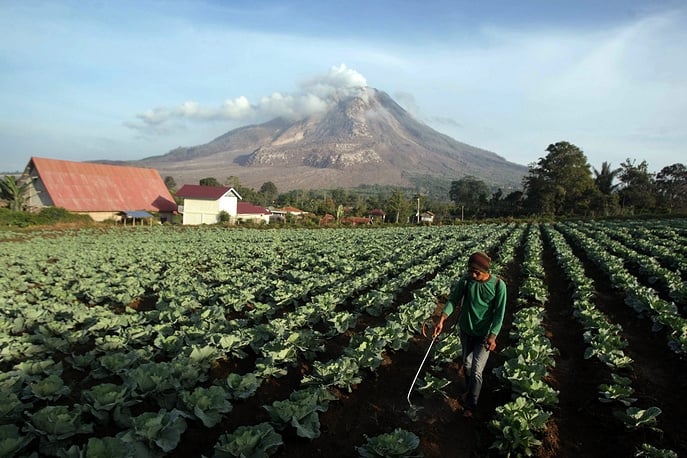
[1,0,685,176]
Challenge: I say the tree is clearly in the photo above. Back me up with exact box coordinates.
[224,176,242,188]
[387,189,411,223]
[258,181,278,205]
[593,162,621,194]
[0,175,29,211]
[617,159,656,213]
[522,141,600,216]
[199,177,221,187]
[449,176,490,218]
[502,191,524,216]
[592,162,621,216]
[353,194,369,217]
[164,176,177,193]
[655,163,687,212]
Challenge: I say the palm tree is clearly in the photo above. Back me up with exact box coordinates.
[592,162,622,216]
[0,175,29,211]
[593,161,620,195]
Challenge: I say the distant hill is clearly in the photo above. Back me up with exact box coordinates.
[119,87,528,192]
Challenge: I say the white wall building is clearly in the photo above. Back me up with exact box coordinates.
[175,185,242,225]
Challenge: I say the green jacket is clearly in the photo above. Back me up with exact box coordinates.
[443,273,507,337]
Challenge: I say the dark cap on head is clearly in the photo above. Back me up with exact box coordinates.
[468,252,491,273]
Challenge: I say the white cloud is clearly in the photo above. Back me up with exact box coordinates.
[126,64,368,134]
[299,63,368,98]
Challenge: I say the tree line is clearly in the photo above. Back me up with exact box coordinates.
[166,141,685,222]
[3,141,684,224]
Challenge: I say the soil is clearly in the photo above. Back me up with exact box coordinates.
[168,230,687,458]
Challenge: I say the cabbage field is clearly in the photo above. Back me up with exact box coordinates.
[1,220,686,457]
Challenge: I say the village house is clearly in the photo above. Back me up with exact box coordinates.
[20,157,177,223]
[368,208,386,222]
[236,202,272,224]
[175,184,241,225]
[420,211,435,224]
[269,205,306,223]
[174,185,272,225]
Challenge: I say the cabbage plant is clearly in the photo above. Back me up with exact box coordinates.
[61,436,137,458]
[24,405,94,455]
[225,372,261,400]
[179,385,232,427]
[24,405,93,440]
[0,391,28,423]
[417,373,451,398]
[614,406,662,431]
[24,373,71,401]
[81,382,139,424]
[263,387,335,439]
[0,424,33,457]
[489,396,550,457]
[119,408,188,453]
[212,422,283,458]
[356,428,420,458]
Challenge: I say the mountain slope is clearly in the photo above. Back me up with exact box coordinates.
[137,87,527,191]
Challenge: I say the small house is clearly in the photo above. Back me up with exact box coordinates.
[269,205,306,223]
[236,202,272,224]
[175,185,242,225]
[369,208,386,222]
[420,211,435,224]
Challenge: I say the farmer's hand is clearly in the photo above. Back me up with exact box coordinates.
[433,315,447,338]
[484,334,497,352]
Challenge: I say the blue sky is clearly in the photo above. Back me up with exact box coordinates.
[2,0,685,177]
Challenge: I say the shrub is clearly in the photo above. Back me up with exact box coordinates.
[0,207,92,227]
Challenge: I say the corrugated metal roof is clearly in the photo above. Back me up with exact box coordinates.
[29,157,177,212]
[237,202,271,215]
[176,184,242,200]
[123,211,153,218]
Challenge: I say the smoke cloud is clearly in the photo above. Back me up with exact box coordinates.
[126,64,368,134]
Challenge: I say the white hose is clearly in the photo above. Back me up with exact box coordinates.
[406,335,437,405]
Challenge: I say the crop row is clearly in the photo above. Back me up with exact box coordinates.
[1,224,517,456]
[543,224,674,456]
[555,223,687,355]
[1,220,682,457]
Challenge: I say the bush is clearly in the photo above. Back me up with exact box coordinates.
[218,211,231,223]
[0,207,92,227]
[0,208,34,227]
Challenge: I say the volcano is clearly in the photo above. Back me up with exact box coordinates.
[134,87,527,191]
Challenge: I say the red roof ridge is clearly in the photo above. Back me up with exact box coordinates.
[176,184,242,200]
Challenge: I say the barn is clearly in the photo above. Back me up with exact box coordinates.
[21,157,177,223]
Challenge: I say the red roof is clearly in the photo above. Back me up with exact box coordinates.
[176,184,241,200]
[28,157,177,212]
[237,202,271,215]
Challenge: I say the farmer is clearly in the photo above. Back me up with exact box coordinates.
[426,251,506,418]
